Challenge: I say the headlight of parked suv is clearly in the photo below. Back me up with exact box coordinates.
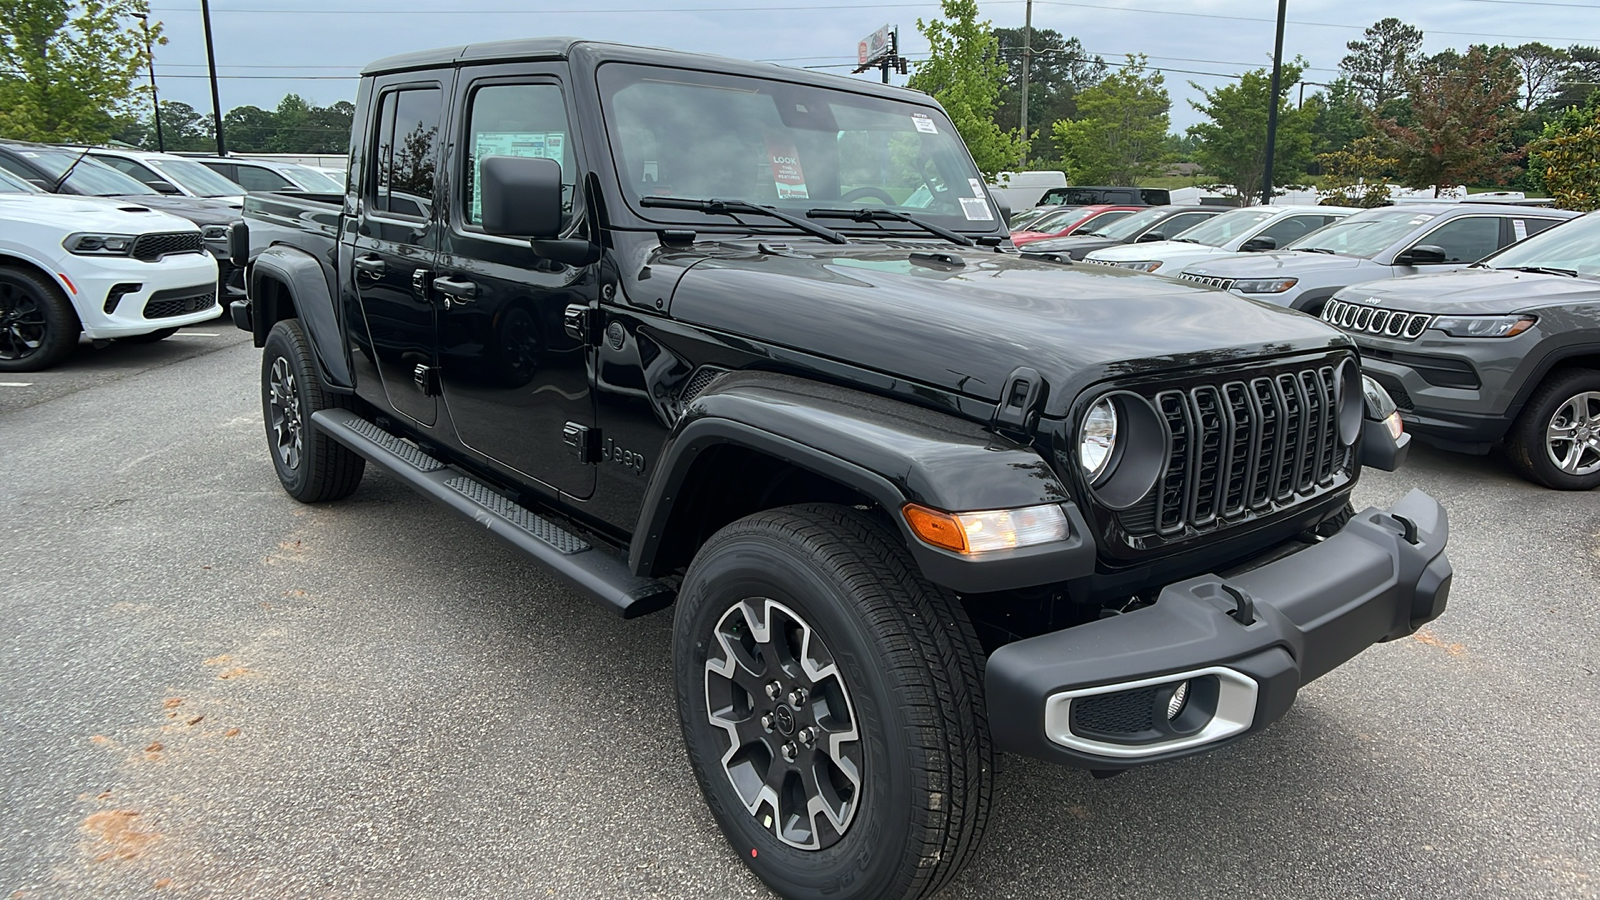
[1113,260,1163,273]
[200,224,231,242]
[64,233,136,255]
[1233,277,1299,294]
[1079,396,1118,481]
[1428,314,1536,338]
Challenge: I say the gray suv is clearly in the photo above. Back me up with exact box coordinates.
[1177,204,1576,314]
[1320,211,1600,490]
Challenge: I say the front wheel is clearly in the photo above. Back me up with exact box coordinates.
[0,267,78,372]
[673,504,992,900]
[261,319,365,502]
[1505,368,1600,490]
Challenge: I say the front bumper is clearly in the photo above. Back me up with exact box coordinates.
[56,251,221,339]
[986,489,1451,770]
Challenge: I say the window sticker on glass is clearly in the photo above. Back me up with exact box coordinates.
[472,131,565,220]
[911,113,938,134]
[765,135,809,200]
[968,178,986,198]
[959,197,993,221]
[1513,219,1527,240]
[1408,214,1435,225]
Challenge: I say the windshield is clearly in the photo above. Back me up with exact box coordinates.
[149,158,244,197]
[1175,207,1278,246]
[17,148,157,196]
[281,163,344,192]
[1096,205,1169,240]
[1285,207,1433,258]
[599,63,997,234]
[0,167,40,193]
[1023,206,1092,234]
[1484,212,1600,277]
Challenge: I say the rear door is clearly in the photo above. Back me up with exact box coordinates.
[349,72,450,428]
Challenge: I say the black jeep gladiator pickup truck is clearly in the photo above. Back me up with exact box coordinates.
[229,38,1452,900]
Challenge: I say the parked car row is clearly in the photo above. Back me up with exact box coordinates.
[1030,195,1596,490]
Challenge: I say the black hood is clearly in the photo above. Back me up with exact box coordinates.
[667,245,1348,416]
[1342,267,1600,315]
[110,194,240,227]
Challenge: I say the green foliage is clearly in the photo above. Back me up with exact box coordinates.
[1371,46,1522,196]
[1340,18,1424,108]
[110,99,212,151]
[1509,43,1569,112]
[0,0,159,142]
[1530,99,1600,210]
[991,27,1105,160]
[1051,55,1169,185]
[909,0,1023,176]
[1316,136,1396,207]
[1186,61,1314,202]
[114,94,355,153]
[1307,78,1370,161]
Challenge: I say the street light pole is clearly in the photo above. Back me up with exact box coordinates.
[1261,0,1288,205]
[200,0,227,156]
[134,13,163,152]
[1018,0,1033,167]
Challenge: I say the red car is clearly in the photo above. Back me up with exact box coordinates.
[1010,204,1141,246]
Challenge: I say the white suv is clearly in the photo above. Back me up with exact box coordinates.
[1083,205,1357,274]
[0,169,220,371]
[87,147,246,206]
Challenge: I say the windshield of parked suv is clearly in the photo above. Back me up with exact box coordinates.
[1483,212,1600,277]
[1172,207,1278,246]
[1023,206,1094,234]
[1285,207,1432,258]
[1093,205,1169,240]
[281,164,344,192]
[0,167,40,193]
[599,63,997,233]
[12,148,158,196]
[149,158,246,197]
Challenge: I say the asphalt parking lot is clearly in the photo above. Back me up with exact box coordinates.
[2,323,1597,899]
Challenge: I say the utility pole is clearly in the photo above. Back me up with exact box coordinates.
[200,0,227,156]
[134,13,164,152]
[1018,0,1033,167]
[1261,0,1287,205]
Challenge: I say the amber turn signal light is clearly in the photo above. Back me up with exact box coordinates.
[902,503,969,554]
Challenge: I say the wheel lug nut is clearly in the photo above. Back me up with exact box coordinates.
[798,727,815,745]
[760,714,773,731]
[764,681,781,700]
[787,687,807,707]
[781,742,797,762]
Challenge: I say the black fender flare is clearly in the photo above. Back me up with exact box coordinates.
[249,244,352,389]
[1502,338,1600,419]
[1288,288,1340,315]
[630,371,1096,593]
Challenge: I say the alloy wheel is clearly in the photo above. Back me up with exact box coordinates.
[704,598,863,851]
[0,282,45,362]
[1545,390,1600,477]
[268,356,304,471]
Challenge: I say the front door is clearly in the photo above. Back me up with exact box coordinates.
[434,68,596,499]
[351,76,449,427]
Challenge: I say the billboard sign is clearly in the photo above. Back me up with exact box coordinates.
[857,25,893,67]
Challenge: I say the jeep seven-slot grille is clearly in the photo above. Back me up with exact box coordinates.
[1126,362,1352,541]
[1178,273,1236,291]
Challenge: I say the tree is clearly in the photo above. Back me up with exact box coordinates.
[1529,98,1600,209]
[1187,62,1314,202]
[1509,43,1570,112]
[1340,17,1424,108]
[1307,78,1370,160]
[1371,46,1522,196]
[992,27,1105,160]
[222,104,278,152]
[909,0,1023,176]
[1316,136,1397,207]
[0,0,160,142]
[1547,45,1600,110]
[1052,55,1169,185]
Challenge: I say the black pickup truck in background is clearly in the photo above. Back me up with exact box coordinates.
[229,38,1450,900]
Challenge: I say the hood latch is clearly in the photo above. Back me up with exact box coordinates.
[992,365,1046,437]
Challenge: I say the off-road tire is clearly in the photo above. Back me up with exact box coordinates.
[261,319,365,502]
[1505,368,1600,491]
[0,266,79,372]
[673,504,992,900]
[117,327,180,344]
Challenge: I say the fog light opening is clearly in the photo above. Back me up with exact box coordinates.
[1166,680,1190,720]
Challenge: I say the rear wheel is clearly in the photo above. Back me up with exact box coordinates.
[0,267,78,372]
[673,504,992,900]
[261,319,365,502]
[1505,368,1600,490]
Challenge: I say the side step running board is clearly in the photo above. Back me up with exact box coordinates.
[312,408,675,618]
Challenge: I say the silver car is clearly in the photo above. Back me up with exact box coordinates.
[1176,203,1577,314]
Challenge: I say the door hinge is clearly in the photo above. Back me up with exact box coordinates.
[563,421,601,463]
[413,363,441,396]
[411,267,432,297]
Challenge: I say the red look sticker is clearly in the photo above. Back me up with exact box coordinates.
[765,136,809,200]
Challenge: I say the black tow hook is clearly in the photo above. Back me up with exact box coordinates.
[1390,513,1421,545]
[1220,584,1256,626]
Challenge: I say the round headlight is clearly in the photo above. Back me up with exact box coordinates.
[1079,397,1118,481]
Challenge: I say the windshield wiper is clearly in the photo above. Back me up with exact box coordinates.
[805,207,975,247]
[640,196,847,244]
[1172,237,1201,243]
[1502,265,1577,277]
[1298,247,1337,254]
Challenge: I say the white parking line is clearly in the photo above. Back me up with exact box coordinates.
[0,382,34,387]
[174,332,221,337]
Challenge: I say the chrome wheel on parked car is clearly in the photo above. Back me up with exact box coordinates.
[268,356,304,472]
[1545,390,1600,477]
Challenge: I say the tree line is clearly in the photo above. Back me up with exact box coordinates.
[910,2,1600,210]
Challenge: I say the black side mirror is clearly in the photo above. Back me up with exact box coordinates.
[1136,231,1164,243]
[480,155,564,239]
[227,220,250,268]
[1397,244,1448,265]
[988,187,1011,228]
[1240,236,1277,252]
[151,181,181,195]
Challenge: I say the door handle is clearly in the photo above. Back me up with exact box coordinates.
[353,255,386,277]
[433,276,478,303]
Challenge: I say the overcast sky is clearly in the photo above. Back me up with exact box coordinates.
[143,0,1599,137]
